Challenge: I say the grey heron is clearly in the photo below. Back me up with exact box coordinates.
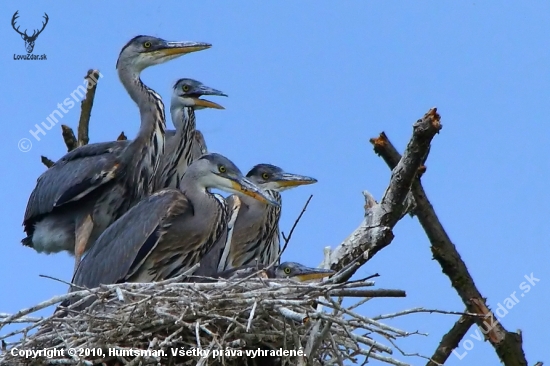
[213,261,334,281]
[209,164,317,274]
[153,78,227,190]
[70,153,279,289]
[22,35,210,272]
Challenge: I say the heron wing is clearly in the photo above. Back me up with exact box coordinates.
[23,143,126,231]
[138,192,229,281]
[56,141,128,164]
[71,189,189,289]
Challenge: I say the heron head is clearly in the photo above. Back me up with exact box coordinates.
[172,78,227,110]
[193,153,280,207]
[116,35,211,71]
[275,262,334,282]
[247,164,318,192]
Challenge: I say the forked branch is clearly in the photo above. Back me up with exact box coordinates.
[371,132,528,366]
[327,108,442,281]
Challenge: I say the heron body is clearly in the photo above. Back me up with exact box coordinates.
[214,164,317,273]
[22,36,211,272]
[71,153,279,289]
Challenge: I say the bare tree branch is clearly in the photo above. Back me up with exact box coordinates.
[426,315,475,366]
[77,69,101,147]
[327,108,441,281]
[371,133,528,366]
[61,124,77,151]
[326,289,405,298]
[37,70,101,168]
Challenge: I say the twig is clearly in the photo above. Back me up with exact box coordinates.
[271,194,313,268]
[327,289,406,298]
[373,308,479,320]
[246,301,257,332]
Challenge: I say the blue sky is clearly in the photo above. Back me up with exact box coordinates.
[1,1,548,365]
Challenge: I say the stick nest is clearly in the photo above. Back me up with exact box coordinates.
[1,274,414,366]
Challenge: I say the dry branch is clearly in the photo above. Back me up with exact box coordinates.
[77,69,100,147]
[370,132,528,365]
[326,108,441,281]
[40,69,101,168]
[426,315,475,366]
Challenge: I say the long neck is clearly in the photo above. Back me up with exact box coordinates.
[181,173,228,264]
[155,105,196,190]
[228,190,282,268]
[118,66,166,202]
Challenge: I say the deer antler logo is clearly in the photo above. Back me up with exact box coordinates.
[11,11,49,54]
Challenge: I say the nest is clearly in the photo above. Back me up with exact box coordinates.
[1,272,415,366]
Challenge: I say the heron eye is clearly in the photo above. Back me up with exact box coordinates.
[182,85,190,92]
[218,165,226,173]
[261,173,269,180]
[283,267,291,275]
[143,41,152,48]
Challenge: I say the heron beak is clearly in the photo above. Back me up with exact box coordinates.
[230,177,280,207]
[158,41,211,57]
[274,173,318,188]
[191,86,227,109]
[292,266,335,282]
[192,98,225,109]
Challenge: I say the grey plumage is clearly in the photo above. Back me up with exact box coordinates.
[212,164,317,273]
[192,130,208,157]
[71,153,278,289]
[51,79,222,194]
[22,36,210,272]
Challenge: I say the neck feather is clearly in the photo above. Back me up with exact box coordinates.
[155,106,196,190]
[118,66,166,199]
